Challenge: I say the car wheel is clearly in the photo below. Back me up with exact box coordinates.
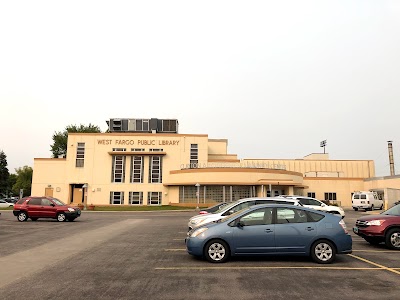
[365,237,381,245]
[311,240,336,264]
[353,208,358,211]
[31,218,38,221]
[385,228,400,250]
[17,211,28,222]
[204,240,230,263]
[68,217,76,222]
[57,213,67,222]
[380,204,383,210]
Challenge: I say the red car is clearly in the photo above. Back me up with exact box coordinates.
[13,197,81,222]
[353,204,400,250]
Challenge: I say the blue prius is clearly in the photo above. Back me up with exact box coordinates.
[186,204,352,264]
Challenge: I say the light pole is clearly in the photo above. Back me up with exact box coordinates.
[195,183,200,211]
[82,183,88,210]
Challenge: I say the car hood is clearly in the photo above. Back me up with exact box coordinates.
[357,214,400,221]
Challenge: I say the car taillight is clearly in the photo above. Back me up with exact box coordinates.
[339,219,348,234]
[199,211,207,215]
[367,201,370,204]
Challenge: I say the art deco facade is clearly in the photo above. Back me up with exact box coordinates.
[31,118,400,208]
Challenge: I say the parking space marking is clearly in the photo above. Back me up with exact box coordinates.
[352,249,399,253]
[173,238,184,241]
[165,248,186,251]
[349,254,400,275]
[155,266,382,271]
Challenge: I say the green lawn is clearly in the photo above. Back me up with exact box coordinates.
[89,205,202,211]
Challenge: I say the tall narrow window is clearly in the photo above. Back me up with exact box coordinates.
[129,192,143,205]
[148,192,162,205]
[76,143,85,167]
[110,191,124,204]
[130,156,144,183]
[190,144,198,168]
[149,156,162,183]
[112,155,126,183]
[307,192,316,198]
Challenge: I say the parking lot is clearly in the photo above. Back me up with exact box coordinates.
[0,208,399,300]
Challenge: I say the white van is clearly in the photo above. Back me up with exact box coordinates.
[352,191,383,211]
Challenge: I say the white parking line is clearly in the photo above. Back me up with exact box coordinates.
[155,266,383,271]
[352,249,399,253]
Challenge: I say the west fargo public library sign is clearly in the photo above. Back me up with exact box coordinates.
[97,139,180,146]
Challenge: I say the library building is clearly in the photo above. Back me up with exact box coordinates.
[31,118,400,208]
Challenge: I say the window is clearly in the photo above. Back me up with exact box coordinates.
[223,201,255,216]
[162,119,177,132]
[135,119,149,131]
[112,156,126,183]
[324,193,337,201]
[110,192,124,205]
[41,199,53,206]
[148,192,162,205]
[190,144,198,168]
[276,208,308,224]
[149,148,163,152]
[307,211,325,222]
[307,192,316,198]
[308,199,322,206]
[75,143,85,167]
[28,198,41,205]
[149,156,162,183]
[130,156,144,183]
[113,148,126,151]
[238,208,274,226]
[131,148,145,152]
[129,192,143,205]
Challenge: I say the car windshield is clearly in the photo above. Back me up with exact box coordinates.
[218,207,251,223]
[50,198,66,206]
[381,205,400,216]
[213,200,241,214]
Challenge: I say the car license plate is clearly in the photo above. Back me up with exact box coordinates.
[361,201,365,204]
[353,227,359,233]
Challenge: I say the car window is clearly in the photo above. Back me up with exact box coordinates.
[276,200,295,205]
[238,207,274,226]
[298,198,309,205]
[308,199,322,206]
[361,195,366,199]
[41,198,54,206]
[276,208,308,224]
[307,211,325,222]
[353,194,360,199]
[225,201,256,215]
[0,200,5,203]
[17,198,27,204]
[28,198,42,205]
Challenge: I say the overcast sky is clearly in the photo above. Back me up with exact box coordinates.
[1,0,399,176]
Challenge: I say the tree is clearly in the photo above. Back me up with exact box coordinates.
[12,166,33,197]
[0,150,10,197]
[8,173,17,197]
[50,124,101,158]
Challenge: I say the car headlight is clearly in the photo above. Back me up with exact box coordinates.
[68,208,75,212]
[366,220,384,226]
[191,218,206,225]
[191,227,208,238]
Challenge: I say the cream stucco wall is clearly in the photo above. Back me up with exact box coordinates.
[30,130,400,208]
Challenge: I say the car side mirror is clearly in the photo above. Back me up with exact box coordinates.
[237,221,244,228]
[51,203,55,207]
[321,203,326,207]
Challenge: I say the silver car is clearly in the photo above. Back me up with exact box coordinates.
[188,197,302,231]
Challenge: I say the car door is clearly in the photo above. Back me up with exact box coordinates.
[274,207,317,254]
[26,198,42,217]
[41,198,58,218]
[231,207,275,254]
